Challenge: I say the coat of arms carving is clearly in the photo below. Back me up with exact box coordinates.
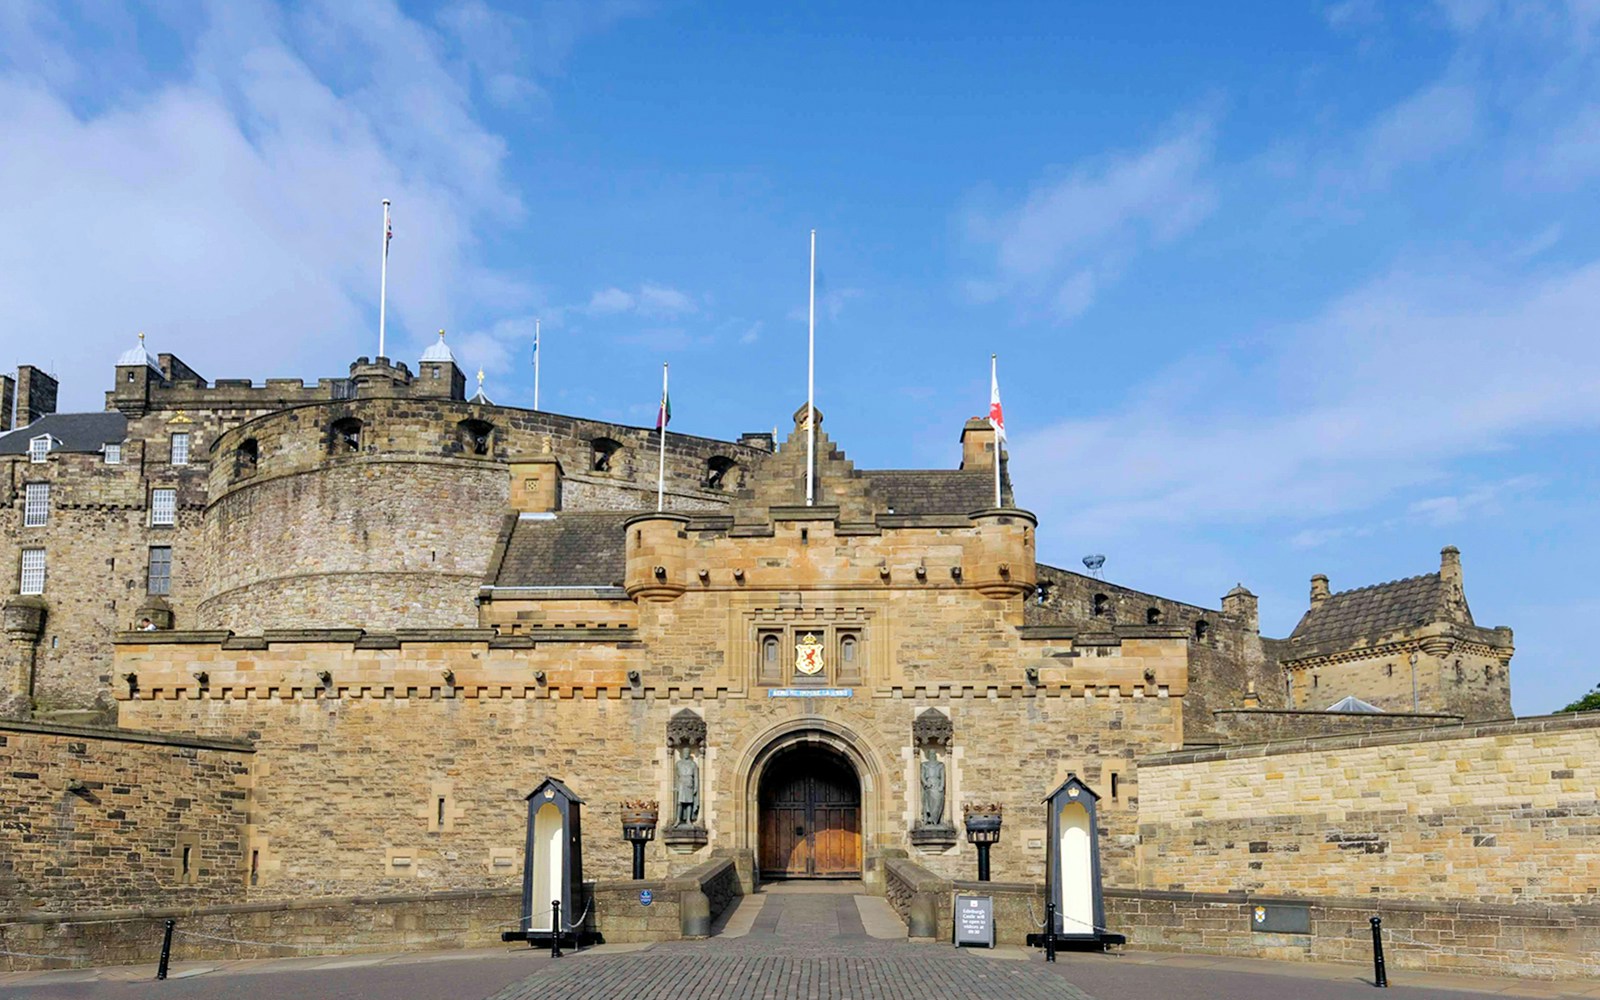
[795,632,824,675]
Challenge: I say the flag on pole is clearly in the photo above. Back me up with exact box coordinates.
[384,208,393,254]
[656,386,672,429]
[989,358,1006,442]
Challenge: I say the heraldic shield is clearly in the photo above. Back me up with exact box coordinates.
[795,632,824,675]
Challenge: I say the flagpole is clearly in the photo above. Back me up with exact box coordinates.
[806,229,816,507]
[992,353,1002,508]
[533,319,541,410]
[657,363,669,512]
[378,199,391,359]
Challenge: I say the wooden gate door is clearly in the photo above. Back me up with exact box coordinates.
[759,753,861,879]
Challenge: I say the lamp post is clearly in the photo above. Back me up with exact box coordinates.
[620,800,658,880]
[963,803,1003,882]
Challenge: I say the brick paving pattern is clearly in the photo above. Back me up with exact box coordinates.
[489,892,1093,1000]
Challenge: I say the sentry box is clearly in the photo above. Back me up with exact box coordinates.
[1029,774,1125,951]
[503,777,598,949]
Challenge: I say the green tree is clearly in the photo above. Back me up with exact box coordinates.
[1556,685,1600,713]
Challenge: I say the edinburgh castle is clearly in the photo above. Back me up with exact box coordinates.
[2,339,1594,980]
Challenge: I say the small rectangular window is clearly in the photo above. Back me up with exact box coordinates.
[170,433,190,466]
[24,483,49,527]
[1110,772,1120,801]
[150,488,176,526]
[103,443,122,464]
[19,549,45,595]
[29,436,50,463]
[147,546,172,596]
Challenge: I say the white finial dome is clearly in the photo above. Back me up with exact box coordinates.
[117,332,162,372]
[420,329,457,364]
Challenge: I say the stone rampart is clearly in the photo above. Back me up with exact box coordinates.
[1210,708,1463,743]
[0,720,253,917]
[1136,712,1600,905]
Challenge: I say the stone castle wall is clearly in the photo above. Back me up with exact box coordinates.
[112,622,1186,896]
[1134,713,1600,905]
[0,720,253,915]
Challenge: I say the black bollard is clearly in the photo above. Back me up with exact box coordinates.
[551,900,562,959]
[632,840,646,881]
[1370,915,1387,988]
[1045,901,1057,963]
[156,918,175,981]
[977,843,991,882]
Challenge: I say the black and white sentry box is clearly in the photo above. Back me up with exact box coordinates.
[953,894,995,948]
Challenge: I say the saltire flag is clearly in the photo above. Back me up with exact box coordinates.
[384,207,393,254]
[989,362,1005,442]
[657,389,672,430]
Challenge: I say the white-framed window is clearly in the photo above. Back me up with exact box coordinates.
[103,443,122,465]
[29,435,50,463]
[19,549,45,595]
[24,483,49,527]
[147,546,172,596]
[150,488,176,526]
[170,432,190,466]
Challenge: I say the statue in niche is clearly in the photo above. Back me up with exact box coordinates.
[920,747,946,827]
[674,746,700,827]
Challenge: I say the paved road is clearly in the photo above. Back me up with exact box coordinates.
[489,892,1092,1000]
[2,892,1567,1000]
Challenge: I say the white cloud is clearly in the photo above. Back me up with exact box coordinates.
[1358,83,1478,187]
[1015,258,1600,554]
[0,0,539,408]
[964,113,1216,321]
[586,283,699,319]
[739,321,764,344]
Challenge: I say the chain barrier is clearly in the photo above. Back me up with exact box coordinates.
[563,898,593,933]
[1,946,85,963]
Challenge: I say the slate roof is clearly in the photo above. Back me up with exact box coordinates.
[1288,573,1448,647]
[492,511,631,588]
[0,412,127,455]
[1326,695,1384,713]
[866,470,999,515]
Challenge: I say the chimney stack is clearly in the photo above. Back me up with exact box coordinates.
[1440,546,1462,589]
[1310,574,1330,606]
[0,374,14,432]
[15,366,58,428]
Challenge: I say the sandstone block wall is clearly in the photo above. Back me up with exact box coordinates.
[0,720,253,915]
[1135,713,1600,905]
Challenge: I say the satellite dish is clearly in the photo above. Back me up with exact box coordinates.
[1082,554,1105,579]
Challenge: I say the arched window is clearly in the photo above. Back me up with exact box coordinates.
[705,455,737,490]
[1194,619,1210,641]
[1091,593,1109,617]
[330,417,362,453]
[458,419,494,456]
[1146,607,1162,625]
[840,634,858,664]
[591,437,621,472]
[762,635,780,668]
[236,438,259,477]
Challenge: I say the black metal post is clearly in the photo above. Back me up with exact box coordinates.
[1370,915,1387,988]
[156,918,175,980]
[1045,901,1057,963]
[632,840,646,880]
[551,900,562,958]
[976,843,992,882]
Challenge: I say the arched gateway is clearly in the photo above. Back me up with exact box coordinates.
[739,723,879,881]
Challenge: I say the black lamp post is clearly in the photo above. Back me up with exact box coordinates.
[620,801,658,880]
[963,803,1003,882]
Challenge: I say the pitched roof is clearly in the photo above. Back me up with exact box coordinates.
[0,412,127,455]
[866,470,999,515]
[1288,573,1448,648]
[492,511,631,588]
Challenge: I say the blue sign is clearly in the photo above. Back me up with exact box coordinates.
[767,688,853,698]
[639,889,653,906]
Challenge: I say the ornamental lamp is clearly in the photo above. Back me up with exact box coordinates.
[620,800,659,880]
[963,802,1003,882]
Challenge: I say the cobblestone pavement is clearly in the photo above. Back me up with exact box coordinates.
[488,892,1092,1000]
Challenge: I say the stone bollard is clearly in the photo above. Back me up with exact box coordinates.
[680,887,712,939]
[908,892,937,940]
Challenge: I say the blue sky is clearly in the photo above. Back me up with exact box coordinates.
[3,1,1598,714]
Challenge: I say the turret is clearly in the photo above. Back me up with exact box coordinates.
[624,513,690,602]
[966,508,1037,598]
[416,330,467,400]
